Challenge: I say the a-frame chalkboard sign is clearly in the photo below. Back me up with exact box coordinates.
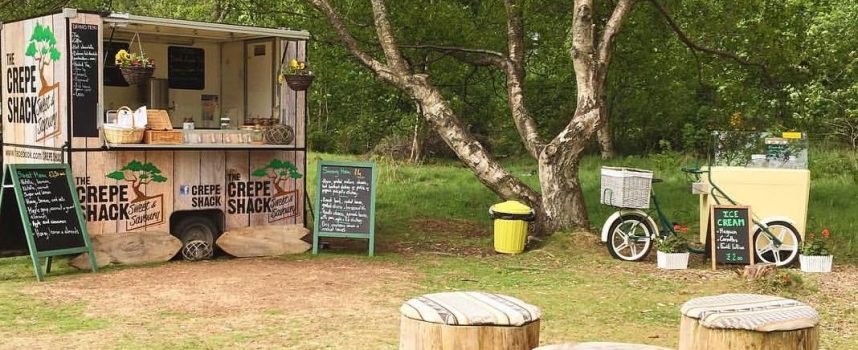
[312,160,377,256]
[0,164,97,281]
[708,205,755,270]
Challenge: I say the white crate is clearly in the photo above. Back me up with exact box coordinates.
[600,167,653,209]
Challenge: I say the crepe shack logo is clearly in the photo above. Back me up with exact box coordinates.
[5,23,61,141]
[227,159,301,223]
[76,161,166,230]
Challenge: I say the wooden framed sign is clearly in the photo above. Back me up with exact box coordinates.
[312,160,377,256]
[0,164,97,281]
[709,205,755,270]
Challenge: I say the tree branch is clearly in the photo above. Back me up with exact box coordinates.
[306,0,395,81]
[369,0,410,75]
[571,0,596,88]
[648,0,775,86]
[504,0,545,159]
[401,44,507,67]
[596,0,634,84]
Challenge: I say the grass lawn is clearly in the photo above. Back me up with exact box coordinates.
[0,152,855,349]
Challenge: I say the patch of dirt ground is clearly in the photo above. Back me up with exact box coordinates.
[5,258,419,349]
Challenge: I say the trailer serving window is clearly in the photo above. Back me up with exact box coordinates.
[101,13,309,133]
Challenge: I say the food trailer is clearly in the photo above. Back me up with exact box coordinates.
[1,9,308,246]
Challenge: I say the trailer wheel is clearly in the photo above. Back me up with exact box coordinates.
[174,216,218,247]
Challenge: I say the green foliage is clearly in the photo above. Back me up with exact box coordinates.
[801,229,832,256]
[105,171,126,181]
[25,23,61,63]
[107,160,168,183]
[655,234,688,253]
[253,159,302,179]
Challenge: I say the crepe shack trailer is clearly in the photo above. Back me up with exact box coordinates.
[1,9,309,247]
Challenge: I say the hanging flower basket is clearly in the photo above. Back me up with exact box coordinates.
[115,32,155,85]
[284,74,314,91]
[120,66,155,85]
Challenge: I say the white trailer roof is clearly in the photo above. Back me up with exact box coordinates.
[104,12,310,41]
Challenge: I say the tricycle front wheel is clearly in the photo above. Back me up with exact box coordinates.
[606,214,655,261]
[753,221,801,267]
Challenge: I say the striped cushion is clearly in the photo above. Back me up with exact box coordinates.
[400,291,541,326]
[681,294,819,331]
[535,342,673,350]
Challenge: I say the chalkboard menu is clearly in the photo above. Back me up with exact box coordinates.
[313,161,377,256]
[71,23,99,137]
[168,46,205,90]
[709,205,754,269]
[0,164,97,281]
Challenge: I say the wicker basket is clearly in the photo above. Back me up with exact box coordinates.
[263,124,295,145]
[104,107,145,144]
[120,66,154,85]
[600,166,653,209]
[284,74,314,91]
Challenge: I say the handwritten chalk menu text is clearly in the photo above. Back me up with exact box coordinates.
[17,168,86,252]
[319,165,373,233]
[710,205,753,268]
[313,161,377,256]
[1,164,97,281]
[71,23,99,137]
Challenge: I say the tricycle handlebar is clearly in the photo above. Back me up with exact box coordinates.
[680,166,705,174]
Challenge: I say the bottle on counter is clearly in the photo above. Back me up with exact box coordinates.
[183,117,195,130]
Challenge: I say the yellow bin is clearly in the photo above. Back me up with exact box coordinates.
[490,201,535,254]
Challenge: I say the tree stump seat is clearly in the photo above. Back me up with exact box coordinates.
[535,342,673,349]
[678,293,820,350]
[399,291,541,350]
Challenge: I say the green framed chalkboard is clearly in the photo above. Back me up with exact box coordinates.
[0,164,98,281]
[312,160,377,256]
[709,205,755,270]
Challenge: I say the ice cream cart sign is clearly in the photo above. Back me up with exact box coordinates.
[709,205,754,269]
[4,22,62,142]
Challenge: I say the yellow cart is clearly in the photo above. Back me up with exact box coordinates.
[695,132,811,266]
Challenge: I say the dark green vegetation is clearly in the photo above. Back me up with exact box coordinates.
[4,1,856,155]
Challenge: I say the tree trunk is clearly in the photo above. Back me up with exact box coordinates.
[131,183,147,202]
[597,121,615,160]
[537,130,593,232]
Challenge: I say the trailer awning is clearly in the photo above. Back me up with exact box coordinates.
[104,13,309,42]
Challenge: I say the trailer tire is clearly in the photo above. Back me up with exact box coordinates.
[174,216,218,248]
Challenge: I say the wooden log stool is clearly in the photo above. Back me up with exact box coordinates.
[399,291,541,350]
[536,342,673,349]
[678,293,820,350]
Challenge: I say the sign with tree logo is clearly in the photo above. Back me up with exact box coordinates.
[0,164,97,281]
[106,160,167,230]
[252,159,302,222]
[3,18,64,148]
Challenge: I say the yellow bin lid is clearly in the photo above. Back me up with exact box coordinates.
[491,200,532,215]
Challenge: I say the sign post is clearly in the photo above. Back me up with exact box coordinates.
[312,160,377,256]
[0,164,97,281]
[709,205,755,270]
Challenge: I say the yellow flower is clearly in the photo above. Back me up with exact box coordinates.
[298,62,305,70]
[277,74,285,84]
[115,49,130,62]
[290,59,300,69]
